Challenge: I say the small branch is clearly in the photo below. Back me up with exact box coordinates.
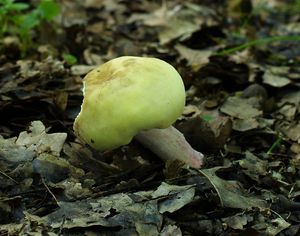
[41,177,60,206]
[0,168,18,184]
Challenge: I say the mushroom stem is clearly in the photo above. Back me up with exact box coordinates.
[134,126,204,168]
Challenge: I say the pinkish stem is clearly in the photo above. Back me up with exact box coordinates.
[134,126,204,168]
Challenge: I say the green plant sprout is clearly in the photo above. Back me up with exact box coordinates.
[0,0,29,35]
[267,136,283,155]
[63,53,78,65]
[201,114,214,122]
[0,0,60,55]
[218,1,300,57]
[280,0,300,14]
[216,35,300,56]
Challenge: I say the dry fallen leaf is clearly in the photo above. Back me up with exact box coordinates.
[199,166,267,210]
[151,182,195,213]
[16,121,67,156]
[129,2,218,44]
[42,182,195,234]
[282,123,300,143]
[70,65,96,76]
[263,69,291,87]
[232,117,259,131]
[238,151,268,182]
[160,224,182,236]
[221,96,262,119]
[222,213,249,230]
[175,44,213,71]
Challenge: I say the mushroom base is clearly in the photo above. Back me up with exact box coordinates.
[134,126,204,168]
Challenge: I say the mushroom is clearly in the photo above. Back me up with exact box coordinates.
[73,56,204,168]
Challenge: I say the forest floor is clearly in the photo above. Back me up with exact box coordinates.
[1,0,300,235]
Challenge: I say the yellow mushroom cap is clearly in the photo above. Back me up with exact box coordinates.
[73,56,186,150]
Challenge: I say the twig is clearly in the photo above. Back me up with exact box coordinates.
[41,177,60,207]
[0,168,19,184]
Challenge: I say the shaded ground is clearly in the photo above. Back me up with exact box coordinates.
[1,0,300,235]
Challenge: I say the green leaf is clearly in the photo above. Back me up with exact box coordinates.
[8,3,29,11]
[0,1,28,15]
[267,137,283,155]
[19,12,40,30]
[0,0,13,7]
[216,35,300,56]
[63,53,77,65]
[201,115,214,122]
[38,0,60,21]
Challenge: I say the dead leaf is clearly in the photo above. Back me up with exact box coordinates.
[233,118,259,131]
[71,65,96,76]
[251,215,291,236]
[58,178,93,199]
[175,44,213,71]
[43,182,194,233]
[266,218,290,235]
[129,2,217,44]
[241,83,268,101]
[278,104,297,120]
[238,151,268,182]
[221,96,262,119]
[158,19,200,44]
[282,123,300,143]
[177,114,232,153]
[199,167,267,210]
[16,121,67,156]
[278,90,300,108]
[151,182,195,213]
[0,135,35,163]
[222,213,249,230]
[263,66,291,87]
[160,224,182,236]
